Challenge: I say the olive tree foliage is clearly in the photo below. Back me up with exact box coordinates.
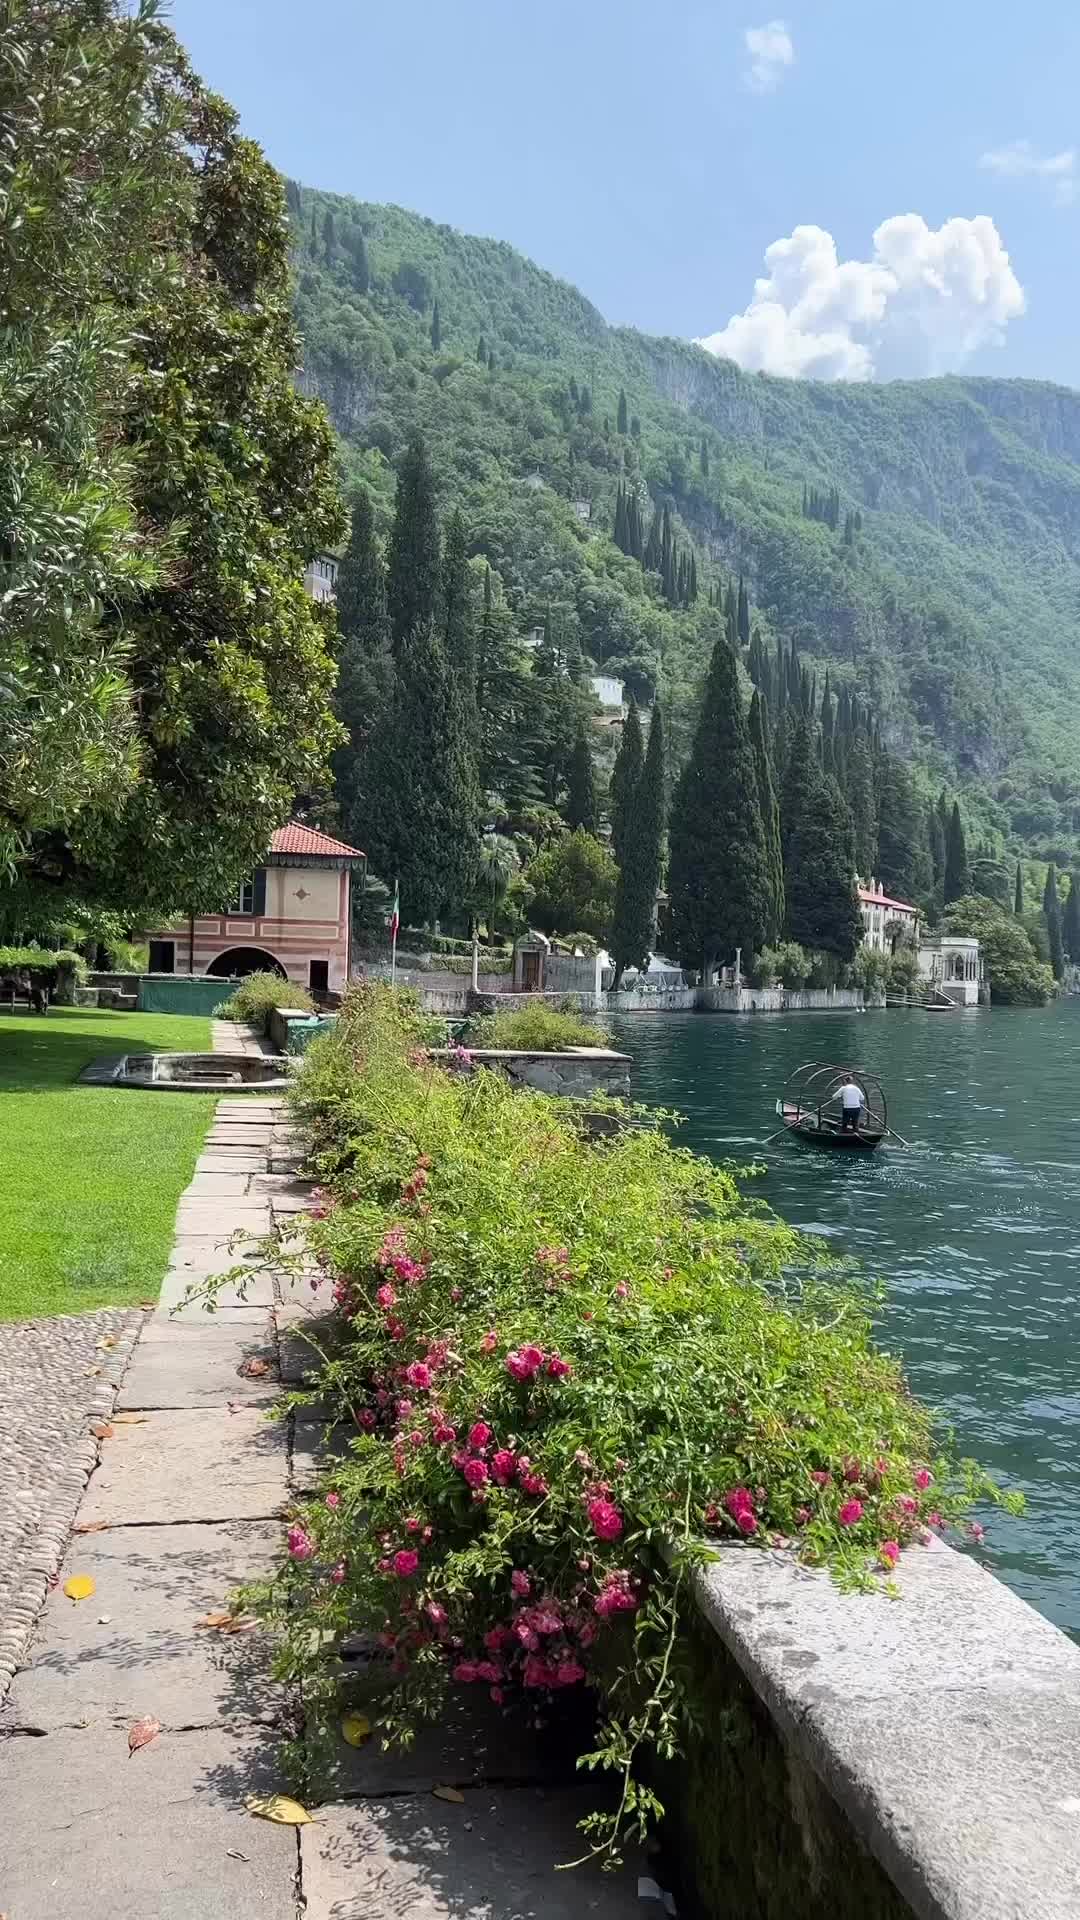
[0,0,344,915]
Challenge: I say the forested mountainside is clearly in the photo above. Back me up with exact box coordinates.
[288,183,1080,857]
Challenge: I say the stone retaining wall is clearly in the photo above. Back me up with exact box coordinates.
[672,1538,1080,1920]
[699,985,878,1014]
[429,1046,632,1099]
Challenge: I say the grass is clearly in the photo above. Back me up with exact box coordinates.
[0,1008,217,1319]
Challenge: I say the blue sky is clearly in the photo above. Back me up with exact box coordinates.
[169,0,1080,386]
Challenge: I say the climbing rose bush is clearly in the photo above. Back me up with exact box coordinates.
[229,985,1012,1864]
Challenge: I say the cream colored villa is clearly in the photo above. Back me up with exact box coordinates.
[143,822,365,996]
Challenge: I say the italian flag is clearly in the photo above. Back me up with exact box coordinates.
[389,878,400,945]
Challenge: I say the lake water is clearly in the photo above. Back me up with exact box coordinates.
[607,1004,1080,1635]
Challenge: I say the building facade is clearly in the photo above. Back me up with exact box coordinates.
[302,552,338,604]
[857,881,920,954]
[917,933,986,1007]
[143,823,365,996]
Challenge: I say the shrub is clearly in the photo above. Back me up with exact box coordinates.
[219,987,1012,1865]
[887,948,920,992]
[107,940,149,973]
[0,944,86,982]
[525,830,617,943]
[749,941,810,988]
[219,971,314,1023]
[464,1002,607,1050]
[944,895,1054,1005]
[851,946,891,990]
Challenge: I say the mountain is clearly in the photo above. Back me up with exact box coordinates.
[288,184,1080,858]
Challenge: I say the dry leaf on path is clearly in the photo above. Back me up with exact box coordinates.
[341,1713,372,1748]
[432,1785,465,1804]
[91,1422,114,1440]
[237,1356,271,1378]
[226,1849,250,1862]
[128,1715,161,1756]
[111,1413,148,1426]
[196,1611,257,1633]
[246,1794,313,1826]
[96,1336,117,1351]
[73,1521,109,1534]
[63,1575,96,1602]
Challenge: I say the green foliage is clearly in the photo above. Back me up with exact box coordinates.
[887,948,921,992]
[1014,862,1024,917]
[1042,862,1065,981]
[851,946,891,990]
[668,629,769,971]
[944,803,970,905]
[609,698,644,866]
[0,946,86,982]
[525,830,617,943]
[5,4,345,917]
[875,756,929,903]
[943,895,1055,1005]
[387,437,441,655]
[465,1002,607,1050]
[748,941,810,988]
[334,488,391,827]
[783,717,861,962]
[218,986,1006,1861]
[219,971,315,1021]
[1063,873,1080,963]
[611,703,666,983]
[565,722,598,832]
[748,693,784,943]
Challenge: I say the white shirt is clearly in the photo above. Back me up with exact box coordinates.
[838,1081,864,1111]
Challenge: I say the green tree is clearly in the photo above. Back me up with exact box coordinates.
[928,803,947,891]
[430,299,441,351]
[1043,862,1065,980]
[783,718,861,962]
[667,629,770,973]
[749,692,784,944]
[1014,862,1024,916]
[611,703,666,986]
[1063,872,1080,962]
[845,735,878,880]
[440,509,477,737]
[737,577,750,649]
[2,0,344,911]
[944,895,1054,1005]
[387,437,441,655]
[876,754,930,902]
[322,207,336,260]
[526,830,617,943]
[334,490,390,824]
[364,617,480,924]
[472,832,519,943]
[700,437,710,478]
[609,698,644,865]
[943,801,970,904]
[617,389,628,435]
[349,226,370,292]
[477,335,487,363]
[565,722,598,832]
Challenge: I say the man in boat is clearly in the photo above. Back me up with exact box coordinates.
[837,1076,865,1133]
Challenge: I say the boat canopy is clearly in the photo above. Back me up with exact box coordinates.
[780,1061,887,1137]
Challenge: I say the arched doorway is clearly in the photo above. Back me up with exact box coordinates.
[206,947,287,980]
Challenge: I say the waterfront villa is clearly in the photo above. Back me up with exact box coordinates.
[142,822,366,996]
[917,931,986,1006]
[857,880,920,953]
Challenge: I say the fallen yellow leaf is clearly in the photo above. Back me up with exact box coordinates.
[91,1422,114,1440]
[96,1336,117,1350]
[341,1713,371,1748]
[111,1413,148,1426]
[432,1785,465,1804]
[63,1575,96,1602]
[73,1521,109,1535]
[128,1714,161,1755]
[246,1794,313,1826]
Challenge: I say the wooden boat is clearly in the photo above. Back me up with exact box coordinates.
[775,1061,888,1153]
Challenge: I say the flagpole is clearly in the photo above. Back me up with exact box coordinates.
[390,876,399,987]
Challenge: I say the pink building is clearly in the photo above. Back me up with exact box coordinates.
[144,822,365,996]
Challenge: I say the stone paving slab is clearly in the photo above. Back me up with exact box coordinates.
[194,1152,272,1172]
[140,1309,276,1340]
[116,1329,280,1409]
[3,1521,282,1732]
[157,1268,277,1315]
[176,1201,273,1228]
[185,1172,256,1196]
[312,1690,551,1800]
[250,1171,314,1194]
[299,1788,643,1919]
[0,1724,295,1920]
[0,1309,144,1704]
[291,1420,357,1493]
[80,1409,287,1526]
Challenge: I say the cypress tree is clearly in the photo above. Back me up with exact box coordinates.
[876,753,930,901]
[1063,873,1080,962]
[477,335,487,363]
[1044,863,1065,980]
[611,703,666,987]
[643,507,662,574]
[488,347,496,372]
[333,489,390,826]
[944,801,969,904]
[737,576,750,648]
[724,580,737,630]
[749,691,784,943]
[430,299,441,351]
[610,697,644,865]
[365,617,481,926]
[565,720,598,833]
[286,178,302,219]
[783,718,861,963]
[700,437,710,479]
[387,437,440,656]
[928,802,947,890]
[613,484,627,553]
[322,207,336,260]
[688,552,698,603]
[441,508,476,737]
[668,631,770,973]
[351,228,370,293]
[309,205,318,247]
[845,733,878,879]
[1014,861,1024,916]
[630,415,641,439]
[617,389,628,435]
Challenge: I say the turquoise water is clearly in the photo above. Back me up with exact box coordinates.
[607,1004,1080,1634]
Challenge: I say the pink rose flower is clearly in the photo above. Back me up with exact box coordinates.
[474,1660,501,1684]
[491,1449,517,1485]
[878,1539,900,1568]
[506,1344,545,1382]
[838,1500,863,1528]
[843,1459,862,1484]
[287,1524,315,1561]
[926,1510,943,1529]
[511,1571,531,1597]
[614,1282,630,1300]
[325,1491,340,1511]
[546,1353,571,1379]
[468,1422,492,1451]
[556,1660,586,1687]
[968,1521,986,1544]
[898,1494,919,1516]
[914,1467,933,1491]
[480,1330,499,1352]
[810,1470,832,1487]
[359,1409,377,1430]
[405,1361,433,1391]
[794,1506,811,1527]
[587,1496,624,1543]
[393,1549,420,1578]
[330,1561,346,1585]
[490,1685,505,1705]
[425,1601,448,1628]
[463,1458,489,1489]
[433,1423,456,1445]
[452,1660,478,1684]
[485,1625,513,1651]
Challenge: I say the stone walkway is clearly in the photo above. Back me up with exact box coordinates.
[0,1059,645,1917]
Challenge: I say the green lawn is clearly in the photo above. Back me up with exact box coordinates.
[0,1008,216,1319]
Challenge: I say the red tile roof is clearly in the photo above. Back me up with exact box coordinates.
[269,822,365,860]
[858,886,917,913]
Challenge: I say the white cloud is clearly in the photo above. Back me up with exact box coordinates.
[979,140,1077,206]
[696,215,1026,381]
[742,20,794,94]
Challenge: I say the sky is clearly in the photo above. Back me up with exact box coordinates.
[169,0,1080,387]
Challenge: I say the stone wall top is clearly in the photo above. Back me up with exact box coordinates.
[691,1537,1080,1920]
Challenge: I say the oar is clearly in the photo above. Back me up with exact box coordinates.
[885,1125,910,1146]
